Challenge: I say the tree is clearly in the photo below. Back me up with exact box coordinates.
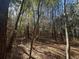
[29,0,60,59]
[0,0,10,59]
[7,0,25,56]
[29,0,41,58]
[64,0,70,59]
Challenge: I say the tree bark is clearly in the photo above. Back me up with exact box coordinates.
[65,23,70,59]
[29,0,41,59]
[7,0,25,54]
[0,0,9,59]
[64,0,70,59]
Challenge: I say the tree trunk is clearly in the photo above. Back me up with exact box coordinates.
[0,0,9,59]
[64,0,70,59]
[7,0,25,55]
[72,29,75,40]
[65,23,70,59]
[53,23,57,41]
[29,0,41,59]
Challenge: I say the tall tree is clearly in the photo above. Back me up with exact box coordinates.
[64,0,70,59]
[0,0,10,59]
[29,0,59,59]
[29,0,41,58]
[7,0,25,55]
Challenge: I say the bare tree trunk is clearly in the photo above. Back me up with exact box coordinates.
[65,23,70,59]
[0,0,9,59]
[60,32,63,41]
[74,29,76,40]
[26,22,30,42]
[0,13,7,59]
[51,7,54,40]
[53,23,57,41]
[7,0,25,55]
[54,9,57,41]
[29,0,41,59]
[60,19,64,41]
[72,29,75,40]
[64,0,70,59]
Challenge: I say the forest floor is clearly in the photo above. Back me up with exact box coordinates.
[11,39,79,59]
